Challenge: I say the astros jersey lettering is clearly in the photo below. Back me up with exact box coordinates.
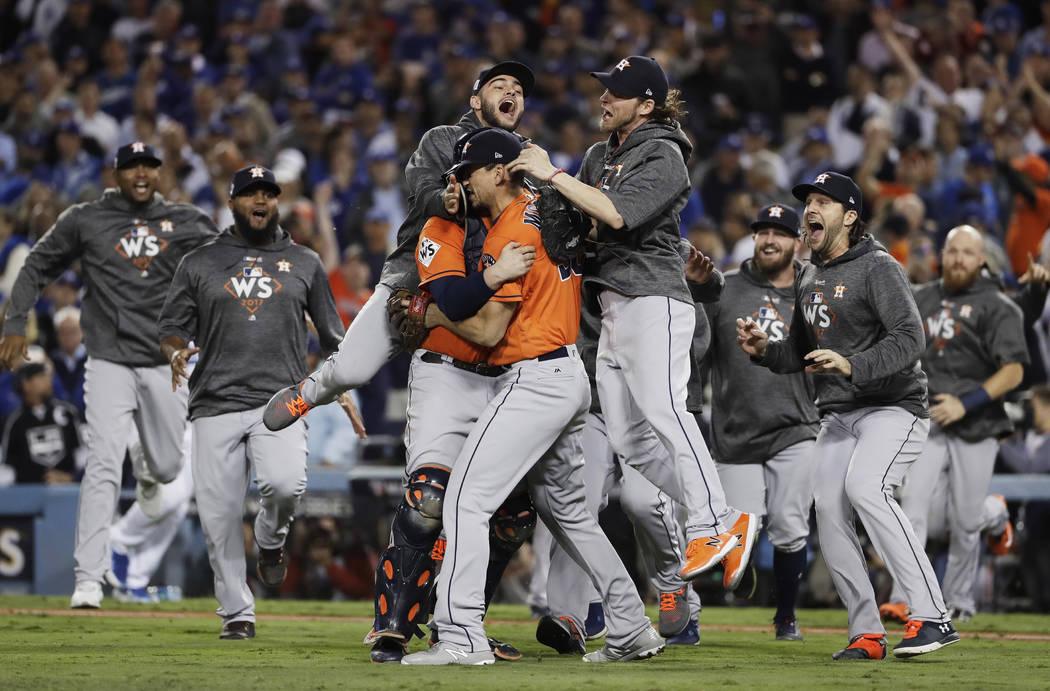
[484,192,582,364]
[159,228,344,419]
[415,217,491,364]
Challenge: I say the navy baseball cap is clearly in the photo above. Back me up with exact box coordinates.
[114,141,161,169]
[590,55,668,105]
[472,61,534,97]
[792,171,863,215]
[751,203,800,236]
[229,164,282,198]
[444,127,523,179]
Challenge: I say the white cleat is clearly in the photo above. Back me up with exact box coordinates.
[70,580,103,609]
[583,624,665,662]
[401,640,495,666]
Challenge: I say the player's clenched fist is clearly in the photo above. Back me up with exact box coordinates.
[736,317,768,358]
[483,241,536,289]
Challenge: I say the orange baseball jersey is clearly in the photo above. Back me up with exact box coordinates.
[485,191,582,365]
[415,216,491,363]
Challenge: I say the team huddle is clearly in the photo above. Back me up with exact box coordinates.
[1,55,1036,663]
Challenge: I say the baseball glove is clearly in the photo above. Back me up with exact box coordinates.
[386,289,432,351]
[535,185,590,265]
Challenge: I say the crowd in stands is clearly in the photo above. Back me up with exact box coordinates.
[1,0,1049,610]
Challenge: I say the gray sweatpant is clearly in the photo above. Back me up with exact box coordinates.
[301,283,395,406]
[192,405,307,625]
[893,425,1003,613]
[434,348,650,653]
[814,407,948,638]
[74,358,188,583]
[715,440,814,553]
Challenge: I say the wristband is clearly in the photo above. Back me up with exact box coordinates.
[959,387,991,412]
[548,168,566,183]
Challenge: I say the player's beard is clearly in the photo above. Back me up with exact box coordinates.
[942,264,980,294]
[232,208,280,245]
[754,244,793,276]
[480,98,522,131]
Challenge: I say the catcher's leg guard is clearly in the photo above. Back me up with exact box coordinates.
[484,488,537,608]
[372,465,449,641]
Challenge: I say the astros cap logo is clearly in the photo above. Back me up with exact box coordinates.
[131,141,146,153]
[815,173,830,184]
[614,58,631,72]
[768,205,783,218]
[249,166,266,179]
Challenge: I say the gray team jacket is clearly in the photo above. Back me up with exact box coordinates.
[158,228,344,420]
[704,259,819,465]
[914,273,1029,441]
[379,111,483,290]
[4,189,217,366]
[578,120,694,305]
[761,235,930,418]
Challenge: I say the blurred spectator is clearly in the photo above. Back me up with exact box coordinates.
[328,244,372,329]
[699,134,746,224]
[0,360,82,486]
[1003,152,1050,277]
[50,304,86,413]
[779,14,834,135]
[74,77,120,156]
[280,521,374,600]
[788,126,835,188]
[49,120,100,200]
[681,32,751,157]
[827,62,891,171]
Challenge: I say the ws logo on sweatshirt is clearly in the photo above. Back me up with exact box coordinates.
[115,221,169,275]
[750,303,789,342]
[925,305,964,356]
[802,291,836,339]
[224,265,283,321]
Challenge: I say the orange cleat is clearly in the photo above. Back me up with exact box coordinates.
[721,512,760,591]
[988,495,1015,556]
[879,601,909,624]
[680,531,739,581]
[832,634,886,660]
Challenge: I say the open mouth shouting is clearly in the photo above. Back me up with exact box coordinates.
[250,207,270,226]
[499,97,517,117]
[805,217,825,244]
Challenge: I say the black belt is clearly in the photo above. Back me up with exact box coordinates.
[537,346,569,361]
[420,351,509,377]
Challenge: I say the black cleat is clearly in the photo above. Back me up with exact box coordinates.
[536,615,586,655]
[370,637,408,663]
[257,545,287,588]
[832,634,886,660]
[488,637,522,661]
[774,617,804,641]
[220,620,256,640]
[892,620,960,658]
[263,383,311,431]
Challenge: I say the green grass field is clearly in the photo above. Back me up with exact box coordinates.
[3,597,1049,689]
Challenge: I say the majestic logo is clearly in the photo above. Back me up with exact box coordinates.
[224,265,283,320]
[249,166,266,179]
[834,282,846,299]
[276,259,292,273]
[418,237,440,267]
[767,205,783,218]
[815,173,830,185]
[614,58,631,72]
[131,141,145,153]
[115,220,167,274]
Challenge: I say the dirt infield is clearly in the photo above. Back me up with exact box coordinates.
[5,607,1049,642]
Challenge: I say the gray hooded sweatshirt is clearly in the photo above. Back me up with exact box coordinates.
[761,235,929,418]
[4,189,217,366]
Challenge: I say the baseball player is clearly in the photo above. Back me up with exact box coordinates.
[738,171,958,659]
[366,205,537,662]
[158,165,344,639]
[508,55,757,582]
[402,128,663,665]
[0,141,218,609]
[263,61,536,430]
[703,203,819,640]
[880,225,1030,622]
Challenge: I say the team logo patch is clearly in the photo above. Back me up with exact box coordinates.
[615,58,631,72]
[225,266,283,320]
[481,253,496,268]
[960,304,972,319]
[767,205,783,218]
[758,306,778,320]
[834,282,846,299]
[131,141,146,153]
[276,259,292,272]
[808,292,823,304]
[159,219,174,233]
[115,219,167,275]
[815,172,830,184]
[249,166,266,179]
[418,237,440,267]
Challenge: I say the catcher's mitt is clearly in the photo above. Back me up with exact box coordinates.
[386,289,431,351]
[535,185,590,265]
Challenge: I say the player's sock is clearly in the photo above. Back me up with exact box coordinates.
[773,547,807,621]
[483,541,518,609]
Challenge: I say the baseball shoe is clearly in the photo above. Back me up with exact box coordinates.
[70,580,102,609]
[680,531,739,581]
[721,512,759,591]
[370,638,408,663]
[256,544,287,588]
[988,495,1015,556]
[948,606,974,623]
[401,641,494,666]
[220,621,255,640]
[135,478,163,520]
[892,620,960,657]
[583,624,665,663]
[536,615,586,654]
[774,617,803,641]
[878,601,909,624]
[666,619,699,646]
[657,588,690,637]
[584,602,607,640]
[832,634,886,660]
[488,638,523,661]
[113,586,159,604]
[263,382,311,431]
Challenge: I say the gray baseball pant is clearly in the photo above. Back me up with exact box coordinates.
[434,348,650,653]
[596,292,737,540]
[892,424,1002,613]
[192,405,307,625]
[301,283,395,406]
[814,407,948,638]
[74,358,188,584]
[715,440,815,553]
